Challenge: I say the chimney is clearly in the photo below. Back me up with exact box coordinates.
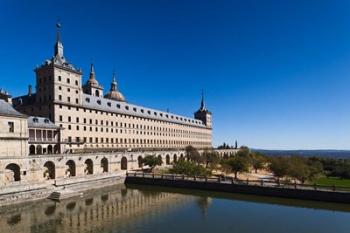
[0,89,12,103]
[28,85,32,96]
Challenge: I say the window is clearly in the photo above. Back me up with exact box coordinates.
[58,76,62,81]
[85,97,90,103]
[75,80,78,86]
[67,78,70,84]
[8,122,14,132]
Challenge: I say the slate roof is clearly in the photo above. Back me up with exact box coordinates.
[82,94,206,128]
[0,99,27,118]
[28,116,60,129]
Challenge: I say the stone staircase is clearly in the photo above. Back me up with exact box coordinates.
[48,188,82,201]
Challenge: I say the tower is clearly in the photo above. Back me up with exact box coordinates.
[83,64,104,97]
[32,23,82,121]
[194,92,212,128]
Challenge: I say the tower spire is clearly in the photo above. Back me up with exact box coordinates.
[89,64,95,80]
[200,91,205,110]
[110,71,117,91]
[54,22,64,58]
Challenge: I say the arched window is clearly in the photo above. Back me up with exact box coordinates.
[29,145,35,155]
[85,159,93,175]
[166,154,170,165]
[43,161,55,179]
[65,160,76,177]
[47,145,53,154]
[101,158,108,173]
[5,163,21,182]
[36,145,42,155]
[121,156,127,170]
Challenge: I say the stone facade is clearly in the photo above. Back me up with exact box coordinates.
[0,100,28,158]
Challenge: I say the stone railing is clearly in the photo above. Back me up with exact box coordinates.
[126,172,350,193]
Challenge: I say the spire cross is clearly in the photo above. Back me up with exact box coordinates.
[56,21,62,43]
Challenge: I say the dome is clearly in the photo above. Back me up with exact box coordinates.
[104,72,126,102]
[87,78,99,86]
[105,90,126,102]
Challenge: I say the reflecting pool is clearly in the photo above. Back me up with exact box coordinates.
[0,184,350,233]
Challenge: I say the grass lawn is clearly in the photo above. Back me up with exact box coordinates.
[315,177,350,188]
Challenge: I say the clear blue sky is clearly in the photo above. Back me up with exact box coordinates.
[1,0,350,150]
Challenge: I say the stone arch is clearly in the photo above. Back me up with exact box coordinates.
[173,154,177,163]
[29,145,35,155]
[180,153,184,160]
[166,154,170,165]
[138,156,143,168]
[121,156,127,170]
[65,160,76,177]
[95,90,100,97]
[101,157,108,173]
[5,163,21,182]
[85,159,93,175]
[54,145,59,154]
[36,145,42,155]
[43,161,55,179]
[47,145,53,154]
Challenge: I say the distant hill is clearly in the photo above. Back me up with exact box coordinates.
[252,149,350,159]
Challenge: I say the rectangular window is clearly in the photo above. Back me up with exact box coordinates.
[8,122,14,132]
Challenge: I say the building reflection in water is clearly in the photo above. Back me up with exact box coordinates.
[0,184,193,233]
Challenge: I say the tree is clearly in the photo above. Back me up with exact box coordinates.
[307,158,323,180]
[269,157,289,182]
[251,152,265,173]
[236,146,250,158]
[185,145,203,164]
[227,156,249,179]
[287,156,310,184]
[202,149,220,170]
[142,155,162,172]
[170,160,210,176]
